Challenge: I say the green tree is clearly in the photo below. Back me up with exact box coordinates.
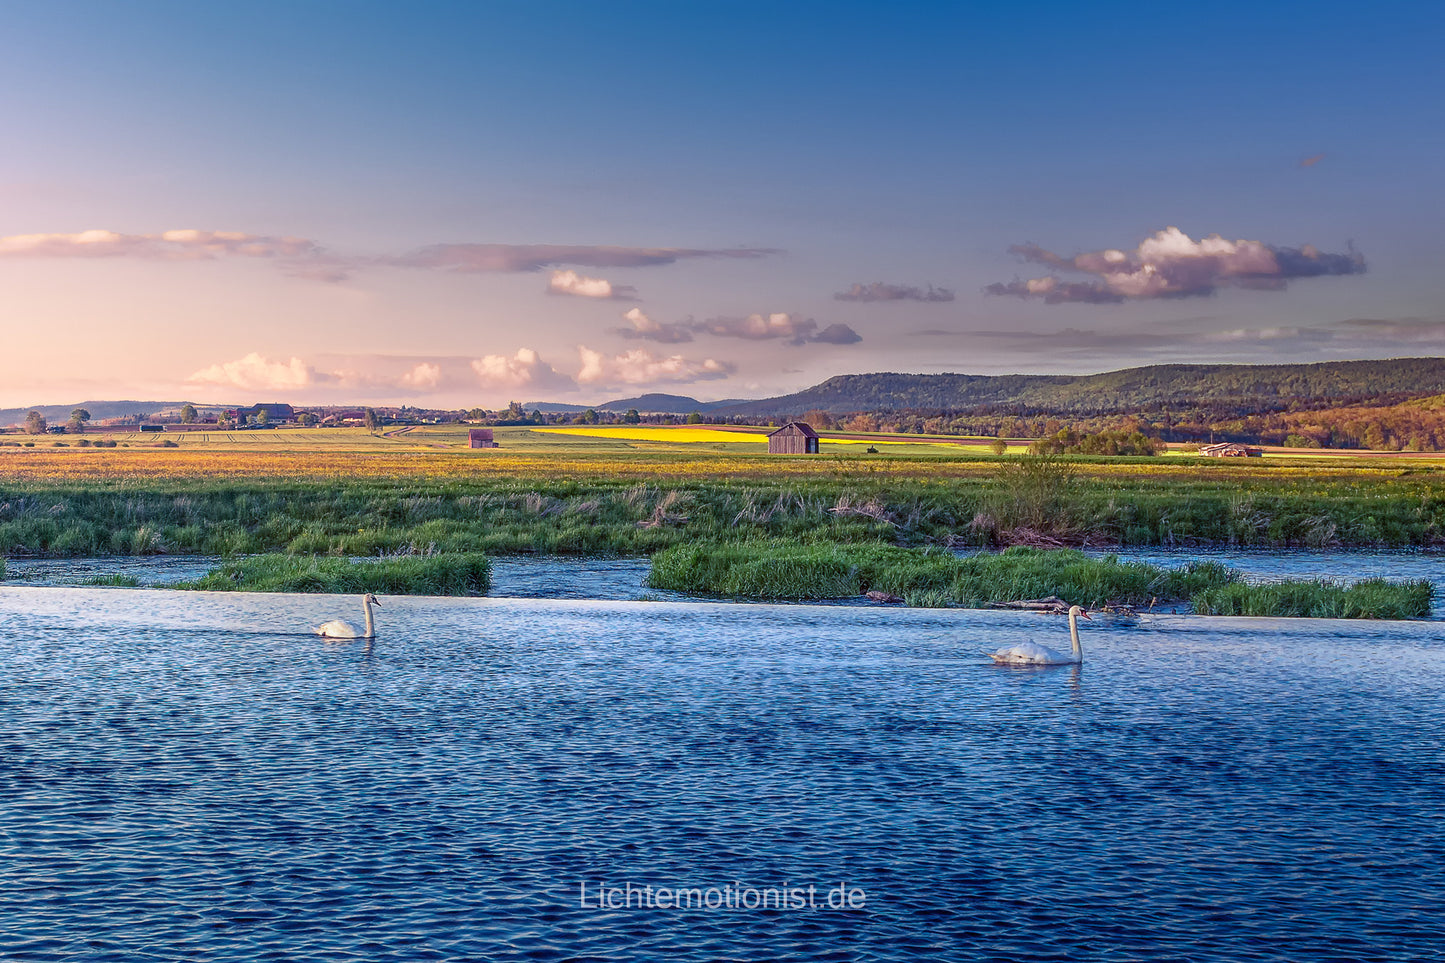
[25,410,47,435]
[255,409,269,426]
[990,438,1008,456]
[364,408,379,432]
[297,411,317,426]
[581,408,599,425]
[686,411,704,424]
[623,408,641,424]
[506,401,526,420]
[67,408,91,433]
[180,404,197,424]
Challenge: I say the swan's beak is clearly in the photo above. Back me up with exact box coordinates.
[1078,610,1091,620]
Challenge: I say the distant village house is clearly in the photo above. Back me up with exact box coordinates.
[224,403,297,424]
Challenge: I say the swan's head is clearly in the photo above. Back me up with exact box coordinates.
[363,593,380,606]
[1069,604,1090,620]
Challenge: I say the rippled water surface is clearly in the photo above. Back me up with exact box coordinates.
[2,588,1443,961]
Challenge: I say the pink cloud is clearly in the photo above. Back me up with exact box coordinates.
[986,226,1365,304]
[547,269,638,300]
[576,346,734,386]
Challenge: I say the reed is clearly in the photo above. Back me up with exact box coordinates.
[2,461,1445,559]
[647,542,1431,617]
[83,574,141,586]
[177,553,492,595]
[1190,578,1433,619]
[648,542,1241,607]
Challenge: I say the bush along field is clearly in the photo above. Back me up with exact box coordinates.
[647,543,1434,619]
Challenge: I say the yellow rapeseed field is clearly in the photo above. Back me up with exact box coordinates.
[536,426,769,444]
[535,425,964,449]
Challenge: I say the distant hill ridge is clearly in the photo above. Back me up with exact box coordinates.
[526,393,746,414]
[12,358,1445,428]
[709,359,1445,416]
[0,400,227,428]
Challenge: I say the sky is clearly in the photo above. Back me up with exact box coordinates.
[1,0,1442,409]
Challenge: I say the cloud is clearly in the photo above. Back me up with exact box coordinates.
[985,226,1366,304]
[695,312,862,346]
[187,352,323,391]
[547,269,637,300]
[0,228,364,282]
[834,282,955,303]
[0,229,778,284]
[615,307,694,343]
[0,228,323,261]
[469,348,575,392]
[811,323,865,345]
[1300,153,1327,168]
[576,346,735,386]
[393,244,778,273]
[398,362,443,390]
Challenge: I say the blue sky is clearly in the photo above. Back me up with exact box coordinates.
[1,0,1441,407]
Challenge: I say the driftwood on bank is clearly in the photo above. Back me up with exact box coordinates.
[863,590,904,603]
[989,595,1142,617]
[988,595,1070,613]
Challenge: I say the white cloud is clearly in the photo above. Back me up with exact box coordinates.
[696,312,862,346]
[470,348,574,392]
[547,269,637,300]
[0,229,321,261]
[987,226,1366,303]
[187,352,321,391]
[399,362,443,389]
[615,307,695,343]
[576,345,734,386]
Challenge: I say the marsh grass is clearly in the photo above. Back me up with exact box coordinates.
[1191,578,1432,619]
[83,574,141,586]
[178,553,492,595]
[647,543,1432,617]
[648,543,1246,608]
[2,457,1445,560]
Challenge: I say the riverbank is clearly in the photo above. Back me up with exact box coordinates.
[1,455,1443,556]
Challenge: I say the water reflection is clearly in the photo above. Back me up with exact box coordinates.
[0,588,1440,960]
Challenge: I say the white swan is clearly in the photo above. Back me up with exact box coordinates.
[315,593,380,639]
[987,604,1090,665]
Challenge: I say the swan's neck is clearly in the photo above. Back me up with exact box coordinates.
[1068,610,1083,661]
[362,600,375,639]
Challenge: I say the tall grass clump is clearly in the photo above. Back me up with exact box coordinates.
[84,574,141,587]
[649,542,1245,609]
[178,553,491,595]
[1191,578,1432,619]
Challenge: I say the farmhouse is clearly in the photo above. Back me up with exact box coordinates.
[225,403,297,424]
[468,428,499,449]
[1200,443,1262,457]
[768,421,820,454]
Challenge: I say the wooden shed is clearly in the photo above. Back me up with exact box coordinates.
[768,421,820,454]
[469,428,499,449]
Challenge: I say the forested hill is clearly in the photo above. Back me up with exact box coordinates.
[717,359,1445,416]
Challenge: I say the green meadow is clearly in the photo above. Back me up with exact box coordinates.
[2,427,1441,615]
